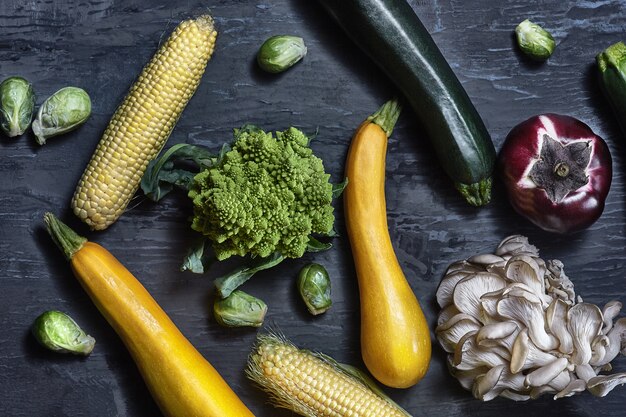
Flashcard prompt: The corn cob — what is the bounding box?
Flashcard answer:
[247,334,412,417]
[72,15,217,230]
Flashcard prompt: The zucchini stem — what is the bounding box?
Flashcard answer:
[597,41,626,73]
[368,99,402,137]
[44,212,87,261]
[456,178,492,207]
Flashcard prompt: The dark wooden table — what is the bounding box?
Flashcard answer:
[1,1,625,416]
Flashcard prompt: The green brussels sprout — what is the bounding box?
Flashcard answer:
[257,35,307,73]
[0,76,35,137]
[297,263,331,315]
[213,290,267,328]
[32,86,91,145]
[32,311,95,355]
[515,19,555,60]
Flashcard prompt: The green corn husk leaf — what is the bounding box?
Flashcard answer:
[597,41,626,137]
[246,332,413,417]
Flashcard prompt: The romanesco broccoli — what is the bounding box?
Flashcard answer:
[188,126,334,260]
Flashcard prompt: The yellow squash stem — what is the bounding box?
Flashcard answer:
[344,100,431,388]
[44,213,255,417]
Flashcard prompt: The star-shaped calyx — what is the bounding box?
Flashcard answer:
[529,134,591,203]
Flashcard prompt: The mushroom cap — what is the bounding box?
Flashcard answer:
[437,271,471,309]
[595,317,626,366]
[546,298,574,354]
[554,379,587,399]
[453,331,510,370]
[436,314,482,353]
[601,301,622,334]
[504,255,548,305]
[510,328,559,373]
[568,303,603,365]
[497,293,558,351]
[524,357,569,388]
[438,304,461,326]
[587,373,626,397]
[476,321,519,349]
[453,273,507,320]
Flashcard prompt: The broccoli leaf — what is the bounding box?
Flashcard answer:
[141,143,216,202]
[180,238,214,273]
[306,236,333,252]
[212,236,334,297]
[214,252,285,299]
[332,178,349,199]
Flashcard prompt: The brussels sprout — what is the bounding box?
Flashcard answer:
[213,290,267,328]
[515,19,555,60]
[257,35,307,73]
[31,311,95,355]
[32,86,91,145]
[0,76,35,137]
[297,263,331,315]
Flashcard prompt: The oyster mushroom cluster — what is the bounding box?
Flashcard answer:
[436,235,626,401]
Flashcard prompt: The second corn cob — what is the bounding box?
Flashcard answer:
[247,334,412,417]
[72,15,217,230]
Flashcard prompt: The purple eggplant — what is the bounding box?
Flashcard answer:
[499,114,612,233]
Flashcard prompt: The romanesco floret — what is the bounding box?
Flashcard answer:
[188,126,334,260]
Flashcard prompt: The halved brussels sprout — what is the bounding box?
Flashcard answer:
[32,86,91,145]
[0,76,35,137]
[32,310,95,355]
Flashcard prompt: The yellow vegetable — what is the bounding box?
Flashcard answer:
[247,333,411,417]
[44,213,255,417]
[344,100,431,388]
[72,15,217,230]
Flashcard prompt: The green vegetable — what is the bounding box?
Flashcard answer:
[515,19,555,60]
[597,41,626,137]
[180,238,214,273]
[142,125,342,295]
[32,86,91,145]
[213,290,267,327]
[0,76,35,137]
[297,263,332,315]
[31,310,95,355]
[142,143,216,202]
[317,0,496,206]
[213,237,333,299]
[188,125,335,260]
[257,35,307,73]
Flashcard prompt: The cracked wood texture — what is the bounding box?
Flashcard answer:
[1,0,625,416]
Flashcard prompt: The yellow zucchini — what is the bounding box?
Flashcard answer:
[344,100,431,388]
[44,213,255,417]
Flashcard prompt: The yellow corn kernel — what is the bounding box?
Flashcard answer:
[247,334,411,417]
[72,15,217,230]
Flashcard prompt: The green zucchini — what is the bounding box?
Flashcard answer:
[318,0,496,206]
